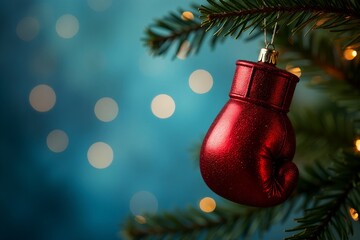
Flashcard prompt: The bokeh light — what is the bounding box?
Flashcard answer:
[47,130,69,153]
[87,0,112,12]
[134,215,146,224]
[355,139,360,152]
[29,84,56,112]
[151,94,175,119]
[181,11,194,21]
[56,14,79,39]
[94,97,119,122]
[286,65,302,78]
[344,48,357,61]
[16,17,40,41]
[130,191,158,216]
[349,207,359,221]
[189,69,213,94]
[199,197,216,213]
[176,41,190,60]
[87,142,113,169]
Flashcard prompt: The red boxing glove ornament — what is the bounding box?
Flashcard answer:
[200,47,299,207]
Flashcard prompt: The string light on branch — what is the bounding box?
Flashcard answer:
[199,197,216,213]
[343,48,357,60]
[349,207,359,221]
[181,11,194,21]
[286,64,302,78]
[355,139,360,152]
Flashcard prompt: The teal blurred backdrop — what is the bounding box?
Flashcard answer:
[0,0,297,239]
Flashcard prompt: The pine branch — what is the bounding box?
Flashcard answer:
[121,150,360,239]
[144,0,360,57]
[122,196,300,239]
[285,151,360,240]
[144,5,217,58]
[274,26,360,87]
[200,0,360,46]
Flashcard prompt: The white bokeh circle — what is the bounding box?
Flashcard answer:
[47,130,69,153]
[16,17,40,41]
[94,97,119,122]
[130,191,158,216]
[29,84,56,112]
[87,142,113,169]
[151,94,175,119]
[56,14,79,39]
[189,69,213,94]
[87,0,112,11]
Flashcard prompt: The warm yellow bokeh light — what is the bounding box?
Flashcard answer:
[151,94,175,119]
[87,142,113,169]
[344,49,357,60]
[135,215,146,224]
[29,84,56,112]
[56,14,79,39]
[349,207,359,221]
[181,11,194,21]
[286,65,302,78]
[189,69,214,94]
[355,139,360,152]
[47,130,69,153]
[199,197,216,213]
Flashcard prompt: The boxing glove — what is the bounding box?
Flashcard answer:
[200,53,299,207]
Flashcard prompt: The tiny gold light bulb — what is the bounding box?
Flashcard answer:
[344,49,357,60]
[199,197,216,213]
[286,65,302,77]
[181,11,194,21]
[355,139,360,152]
[349,207,359,221]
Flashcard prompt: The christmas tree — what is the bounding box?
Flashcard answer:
[122,1,360,239]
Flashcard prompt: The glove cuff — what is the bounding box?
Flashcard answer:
[229,60,299,112]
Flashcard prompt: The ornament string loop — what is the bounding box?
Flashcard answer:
[259,13,280,65]
[263,13,279,49]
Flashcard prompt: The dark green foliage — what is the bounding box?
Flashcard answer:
[144,1,360,58]
[122,197,299,239]
[143,5,223,58]
[121,151,360,240]
[286,151,360,240]
[200,0,360,44]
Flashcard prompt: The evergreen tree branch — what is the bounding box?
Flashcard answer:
[122,197,299,239]
[144,1,360,58]
[144,5,218,58]
[121,151,360,239]
[285,151,360,240]
[274,26,360,87]
[200,0,360,46]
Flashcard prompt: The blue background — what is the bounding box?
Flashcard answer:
[2,0,356,240]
